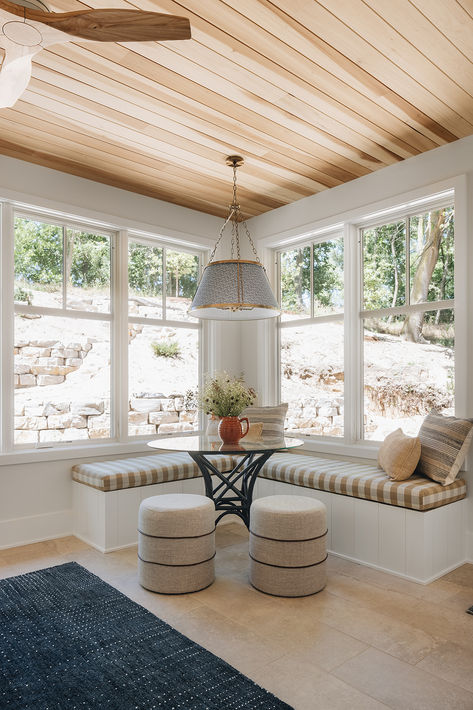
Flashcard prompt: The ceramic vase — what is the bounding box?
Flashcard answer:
[218,416,250,444]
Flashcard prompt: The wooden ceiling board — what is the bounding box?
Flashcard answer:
[0,0,472,216]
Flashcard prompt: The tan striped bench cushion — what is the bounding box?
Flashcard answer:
[72,453,234,492]
[261,453,467,511]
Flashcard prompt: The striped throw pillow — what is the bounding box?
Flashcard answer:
[242,404,288,439]
[417,412,473,486]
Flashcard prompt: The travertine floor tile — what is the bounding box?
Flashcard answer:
[248,655,389,710]
[2,526,473,710]
[417,640,473,693]
[333,647,473,709]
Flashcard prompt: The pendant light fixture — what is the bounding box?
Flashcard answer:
[189,156,280,321]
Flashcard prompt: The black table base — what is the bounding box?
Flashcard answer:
[189,451,274,528]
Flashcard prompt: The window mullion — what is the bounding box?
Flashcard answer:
[115,230,129,442]
[162,248,167,321]
[343,223,361,444]
[1,203,14,453]
[406,216,410,307]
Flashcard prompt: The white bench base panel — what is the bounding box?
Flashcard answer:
[73,477,241,553]
[253,478,467,585]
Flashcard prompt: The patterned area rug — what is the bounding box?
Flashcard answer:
[467,606,473,615]
[0,562,293,710]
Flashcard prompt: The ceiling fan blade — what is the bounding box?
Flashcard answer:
[0,42,35,108]
[0,2,191,42]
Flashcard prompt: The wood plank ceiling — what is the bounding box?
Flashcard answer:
[0,0,472,218]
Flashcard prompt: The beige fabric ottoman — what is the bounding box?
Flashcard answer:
[249,495,327,597]
[138,493,215,594]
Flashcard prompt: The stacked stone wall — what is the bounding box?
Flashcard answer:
[14,394,197,444]
[14,338,93,388]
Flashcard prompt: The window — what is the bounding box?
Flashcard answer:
[127,237,200,438]
[278,198,455,446]
[13,216,113,446]
[279,236,344,437]
[362,206,454,440]
[2,208,204,452]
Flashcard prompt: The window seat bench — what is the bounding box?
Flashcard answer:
[72,451,467,584]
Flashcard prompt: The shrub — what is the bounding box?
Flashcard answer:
[151,340,180,359]
[14,286,32,304]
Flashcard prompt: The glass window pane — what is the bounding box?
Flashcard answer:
[409,206,454,305]
[128,240,163,319]
[128,324,199,437]
[14,314,111,445]
[280,246,311,321]
[363,220,406,310]
[313,237,344,316]
[14,216,63,308]
[166,250,199,322]
[363,309,454,440]
[66,229,111,313]
[281,322,344,437]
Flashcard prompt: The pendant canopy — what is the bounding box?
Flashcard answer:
[189,156,280,321]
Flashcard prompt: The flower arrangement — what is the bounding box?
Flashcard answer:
[199,372,257,418]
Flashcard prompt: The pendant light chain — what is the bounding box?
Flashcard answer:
[208,156,261,265]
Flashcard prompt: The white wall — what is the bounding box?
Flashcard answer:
[0,156,243,549]
[246,134,473,561]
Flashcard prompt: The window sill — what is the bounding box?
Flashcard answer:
[0,439,172,467]
[287,434,380,463]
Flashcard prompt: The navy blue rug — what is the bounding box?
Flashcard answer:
[0,562,293,710]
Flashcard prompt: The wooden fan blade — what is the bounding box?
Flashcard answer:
[0,42,34,108]
[0,2,191,42]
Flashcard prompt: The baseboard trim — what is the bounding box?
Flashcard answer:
[0,509,73,550]
[328,549,467,585]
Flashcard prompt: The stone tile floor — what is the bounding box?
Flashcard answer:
[1,524,473,710]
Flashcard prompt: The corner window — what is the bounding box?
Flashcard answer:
[127,238,200,438]
[13,215,113,446]
[362,206,454,439]
[279,236,344,437]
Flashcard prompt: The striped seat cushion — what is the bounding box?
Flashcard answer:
[72,453,234,492]
[261,453,467,512]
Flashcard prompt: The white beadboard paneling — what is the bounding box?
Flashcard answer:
[182,477,205,495]
[405,509,429,581]
[379,504,406,575]
[446,499,466,567]
[301,488,332,551]
[331,495,355,557]
[354,498,379,565]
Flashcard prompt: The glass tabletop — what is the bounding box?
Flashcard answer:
[147,433,304,455]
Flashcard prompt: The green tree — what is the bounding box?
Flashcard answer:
[14,217,63,286]
[128,243,163,297]
[166,251,198,298]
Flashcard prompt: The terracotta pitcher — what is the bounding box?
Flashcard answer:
[218,416,250,445]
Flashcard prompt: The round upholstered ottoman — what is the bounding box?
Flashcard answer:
[138,494,215,594]
[249,495,327,597]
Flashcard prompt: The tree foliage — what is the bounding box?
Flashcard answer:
[280,208,454,343]
[14,219,198,301]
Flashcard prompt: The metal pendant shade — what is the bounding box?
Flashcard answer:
[189,259,280,320]
[189,156,280,321]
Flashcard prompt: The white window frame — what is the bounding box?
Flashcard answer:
[0,203,206,462]
[275,180,466,459]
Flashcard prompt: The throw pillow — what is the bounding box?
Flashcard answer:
[241,403,288,439]
[417,411,473,486]
[377,428,421,481]
[244,422,264,443]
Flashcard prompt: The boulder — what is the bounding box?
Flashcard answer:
[37,375,65,386]
[148,412,179,426]
[14,430,38,444]
[70,402,104,416]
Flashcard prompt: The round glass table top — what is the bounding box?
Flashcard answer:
[147,433,304,455]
